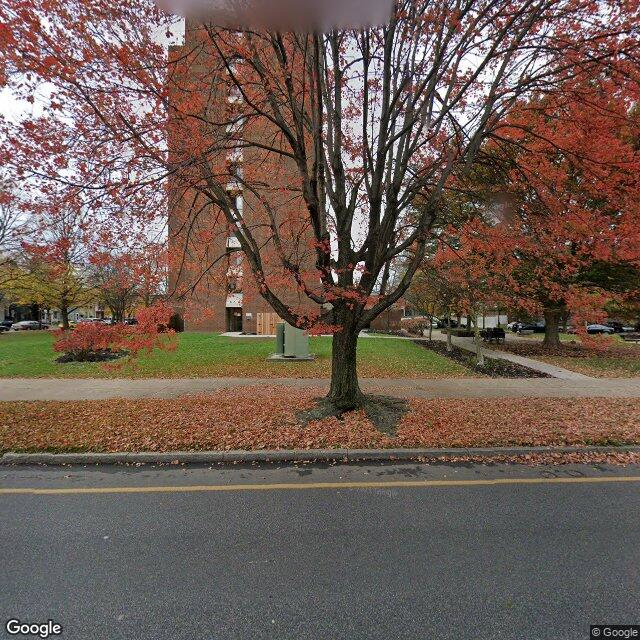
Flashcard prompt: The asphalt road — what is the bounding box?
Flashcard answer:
[1,462,639,640]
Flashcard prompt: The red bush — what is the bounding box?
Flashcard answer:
[54,302,176,363]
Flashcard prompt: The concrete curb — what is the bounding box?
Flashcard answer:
[2,445,640,465]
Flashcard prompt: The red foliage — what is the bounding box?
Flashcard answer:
[429,71,640,332]
[53,302,176,362]
[53,323,118,361]
[2,389,640,457]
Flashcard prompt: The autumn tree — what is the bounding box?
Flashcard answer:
[448,74,640,349]
[0,180,27,293]
[2,0,639,408]
[5,187,99,329]
[92,242,167,321]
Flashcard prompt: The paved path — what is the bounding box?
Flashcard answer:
[367,331,593,380]
[2,462,639,640]
[431,332,593,379]
[1,376,639,401]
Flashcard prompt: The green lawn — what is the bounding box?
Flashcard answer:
[511,332,577,343]
[0,331,474,379]
[495,332,640,377]
[539,354,640,378]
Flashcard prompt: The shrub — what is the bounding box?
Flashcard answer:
[447,328,476,337]
[53,323,122,362]
[402,318,432,335]
[54,302,177,363]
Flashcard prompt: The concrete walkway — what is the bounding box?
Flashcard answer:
[367,331,593,380]
[430,333,593,380]
[1,376,639,401]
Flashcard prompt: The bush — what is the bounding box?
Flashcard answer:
[447,328,475,337]
[54,302,177,363]
[402,318,432,336]
[53,323,123,362]
[168,313,185,333]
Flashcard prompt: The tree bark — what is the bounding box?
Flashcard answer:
[473,315,485,366]
[542,307,562,349]
[328,326,364,410]
[446,311,453,352]
[60,305,70,331]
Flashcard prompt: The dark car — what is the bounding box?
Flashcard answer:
[436,318,458,329]
[0,319,13,329]
[606,321,625,333]
[518,322,546,334]
[586,324,615,335]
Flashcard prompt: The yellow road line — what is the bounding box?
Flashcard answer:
[1,476,640,496]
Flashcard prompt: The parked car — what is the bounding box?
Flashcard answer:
[518,322,546,334]
[0,319,13,329]
[57,321,77,329]
[0,324,10,333]
[11,320,49,331]
[605,321,625,333]
[586,323,615,335]
[436,318,458,329]
[507,321,521,332]
[123,318,138,326]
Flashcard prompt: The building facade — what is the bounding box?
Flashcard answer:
[167,24,321,334]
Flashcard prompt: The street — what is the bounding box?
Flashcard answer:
[1,462,639,640]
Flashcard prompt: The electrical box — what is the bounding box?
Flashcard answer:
[284,323,310,358]
[275,322,285,355]
[268,321,313,361]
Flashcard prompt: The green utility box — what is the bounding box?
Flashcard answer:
[268,322,314,361]
[284,323,310,358]
[275,322,285,355]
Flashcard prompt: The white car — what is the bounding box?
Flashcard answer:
[11,320,47,331]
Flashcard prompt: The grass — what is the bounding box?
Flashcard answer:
[490,334,640,378]
[537,355,640,378]
[512,332,577,343]
[0,331,474,379]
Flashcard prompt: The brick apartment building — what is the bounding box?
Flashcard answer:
[167,23,321,334]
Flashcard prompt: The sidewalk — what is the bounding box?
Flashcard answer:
[367,331,592,380]
[1,376,639,401]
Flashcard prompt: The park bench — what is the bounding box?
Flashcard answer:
[622,333,640,343]
[480,327,506,344]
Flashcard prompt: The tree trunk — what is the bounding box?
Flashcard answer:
[60,305,70,331]
[473,316,485,366]
[542,308,562,349]
[446,311,453,352]
[328,327,364,410]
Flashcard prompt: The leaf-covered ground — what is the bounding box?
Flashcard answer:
[489,340,640,378]
[2,388,639,457]
[0,331,476,379]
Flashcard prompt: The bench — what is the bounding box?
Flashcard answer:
[622,333,640,343]
[480,328,506,344]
